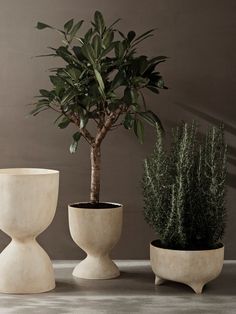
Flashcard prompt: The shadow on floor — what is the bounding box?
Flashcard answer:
[52,264,236,296]
[53,281,79,293]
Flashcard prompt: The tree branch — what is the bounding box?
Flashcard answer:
[110,122,123,130]
[49,102,95,145]
[95,107,122,146]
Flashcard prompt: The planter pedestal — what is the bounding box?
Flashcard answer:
[0,168,59,294]
[73,254,120,279]
[68,203,123,279]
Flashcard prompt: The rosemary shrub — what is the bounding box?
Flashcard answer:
[142,121,227,250]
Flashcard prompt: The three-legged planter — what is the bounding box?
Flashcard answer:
[0,168,59,294]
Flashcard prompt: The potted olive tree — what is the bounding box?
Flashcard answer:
[32,11,167,279]
[142,121,227,293]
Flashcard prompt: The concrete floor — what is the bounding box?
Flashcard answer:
[0,261,235,314]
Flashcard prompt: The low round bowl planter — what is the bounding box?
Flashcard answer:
[150,240,224,294]
[68,202,123,279]
[0,168,59,294]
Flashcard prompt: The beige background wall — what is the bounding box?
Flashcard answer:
[0,0,235,259]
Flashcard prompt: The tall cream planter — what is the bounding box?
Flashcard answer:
[150,241,224,294]
[0,168,59,294]
[68,203,123,279]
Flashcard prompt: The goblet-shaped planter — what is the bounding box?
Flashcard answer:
[0,168,59,294]
[68,202,123,279]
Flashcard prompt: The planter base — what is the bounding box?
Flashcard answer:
[0,239,55,294]
[155,275,165,286]
[150,241,224,294]
[73,255,120,279]
[154,275,203,293]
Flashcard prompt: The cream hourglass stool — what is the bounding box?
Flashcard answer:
[0,168,59,294]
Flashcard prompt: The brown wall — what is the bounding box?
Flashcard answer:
[0,0,235,259]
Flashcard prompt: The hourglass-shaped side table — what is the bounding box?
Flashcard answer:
[0,168,59,294]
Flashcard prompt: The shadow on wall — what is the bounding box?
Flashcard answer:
[175,102,236,189]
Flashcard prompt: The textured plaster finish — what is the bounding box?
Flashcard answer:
[68,204,123,279]
[150,243,224,294]
[0,168,59,293]
[0,261,235,313]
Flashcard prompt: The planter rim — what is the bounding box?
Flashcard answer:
[69,202,123,209]
[0,168,59,176]
[150,240,224,252]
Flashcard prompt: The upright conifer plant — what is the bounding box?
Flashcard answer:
[32,11,167,279]
[142,121,227,293]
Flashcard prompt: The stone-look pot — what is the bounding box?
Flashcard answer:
[0,168,59,294]
[68,203,123,279]
[150,240,224,294]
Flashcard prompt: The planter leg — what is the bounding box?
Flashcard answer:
[0,238,55,294]
[155,275,165,285]
[73,254,120,280]
[189,282,204,294]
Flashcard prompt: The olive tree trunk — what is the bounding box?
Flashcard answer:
[90,145,101,204]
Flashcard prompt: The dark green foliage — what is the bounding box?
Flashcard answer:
[32,11,167,150]
[142,121,227,250]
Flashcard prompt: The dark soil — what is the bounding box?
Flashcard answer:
[151,239,223,251]
[70,202,121,209]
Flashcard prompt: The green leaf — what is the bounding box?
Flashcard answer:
[61,89,77,105]
[134,29,155,42]
[55,46,78,65]
[138,111,163,130]
[101,41,116,57]
[36,22,52,30]
[84,28,94,42]
[102,30,114,48]
[49,75,64,87]
[94,11,105,34]
[137,56,148,75]
[108,18,121,30]
[30,107,49,116]
[35,53,57,58]
[65,66,81,80]
[70,132,81,153]
[123,112,134,129]
[30,102,49,116]
[92,35,101,57]
[134,119,144,144]
[58,117,70,129]
[108,101,120,111]
[133,76,149,87]
[149,56,167,63]
[39,89,51,97]
[79,112,88,129]
[123,87,138,104]
[127,31,136,42]
[81,44,96,64]
[146,86,159,94]
[94,69,105,91]
[130,89,139,103]
[64,19,74,33]
[69,141,78,153]
[157,78,165,88]
[110,70,125,90]
[115,42,125,59]
[73,131,81,141]
[118,31,126,39]
[69,20,84,39]
[36,98,50,105]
